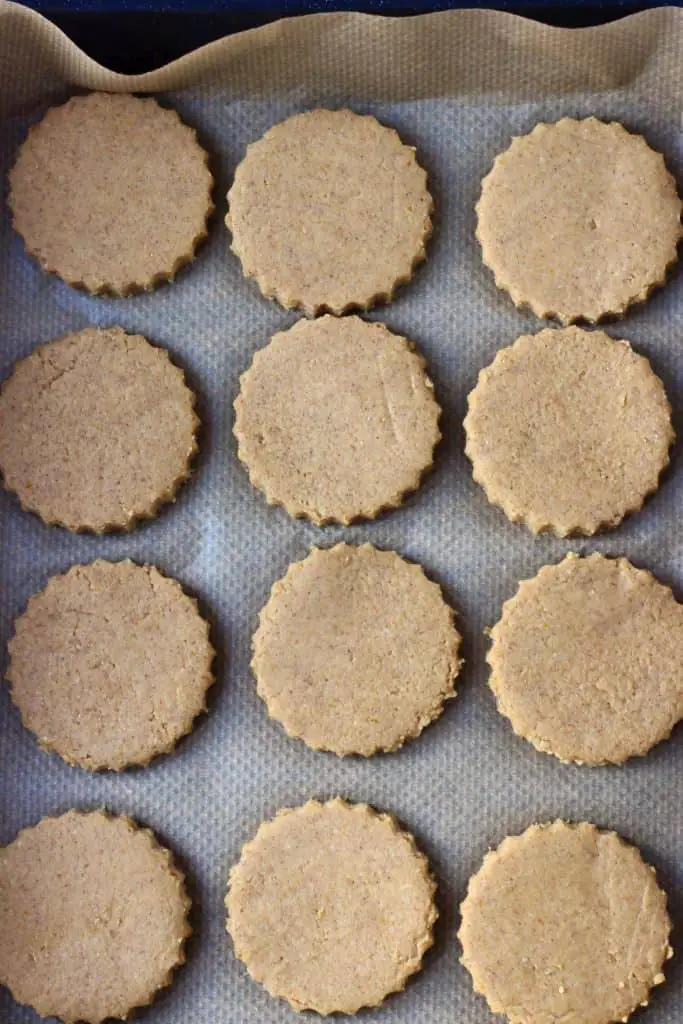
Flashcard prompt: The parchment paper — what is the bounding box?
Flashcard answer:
[0,3,681,1022]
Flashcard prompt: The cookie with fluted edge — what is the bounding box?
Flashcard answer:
[0,326,198,532]
[234,316,441,524]
[227,109,432,314]
[0,808,191,1024]
[464,326,674,536]
[8,559,214,771]
[487,553,683,765]
[476,117,682,323]
[226,798,437,1015]
[9,92,213,294]
[252,543,461,756]
[459,820,672,1024]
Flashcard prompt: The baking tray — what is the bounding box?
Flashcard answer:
[0,3,682,1023]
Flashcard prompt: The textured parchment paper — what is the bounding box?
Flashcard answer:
[0,3,681,1021]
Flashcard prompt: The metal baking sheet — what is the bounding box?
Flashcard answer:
[0,4,681,1021]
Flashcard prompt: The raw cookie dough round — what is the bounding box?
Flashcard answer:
[249,544,458,753]
[252,543,461,756]
[234,315,441,524]
[459,820,672,1024]
[226,798,437,1015]
[464,327,674,536]
[227,109,432,314]
[476,117,682,323]
[0,809,191,1024]
[8,559,214,770]
[0,326,198,532]
[9,92,214,294]
[488,553,683,765]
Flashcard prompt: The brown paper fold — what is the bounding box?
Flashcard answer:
[1,1,683,115]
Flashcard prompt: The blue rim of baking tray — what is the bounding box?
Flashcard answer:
[15,0,683,74]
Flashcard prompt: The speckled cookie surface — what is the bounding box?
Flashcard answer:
[226,798,437,1015]
[227,109,432,314]
[476,118,682,323]
[0,809,191,1024]
[234,315,441,524]
[488,553,683,765]
[0,326,198,532]
[9,91,213,294]
[459,820,672,1024]
[464,327,673,536]
[252,543,461,756]
[7,560,214,771]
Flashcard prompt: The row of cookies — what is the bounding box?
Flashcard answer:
[10,95,432,307]
[9,95,682,324]
[6,544,683,770]
[0,317,674,538]
[236,317,676,536]
[0,801,672,1024]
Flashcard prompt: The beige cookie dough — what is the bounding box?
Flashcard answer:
[234,316,441,524]
[8,559,214,771]
[464,327,674,536]
[488,553,683,765]
[0,809,191,1023]
[227,109,432,314]
[0,326,198,532]
[459,820,672,1024]
[252,543,461,756]
[226,798,437,1015]
[476,118,682,323]
[9,92,213,294]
